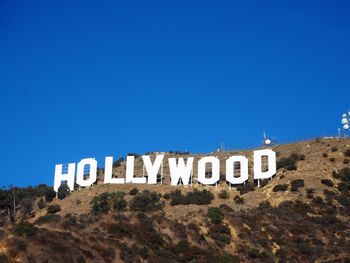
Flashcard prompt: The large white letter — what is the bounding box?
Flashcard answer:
[198,156,220,185]
[104,156,125,184]
[76,158,97,187]
[169,157,194,186]
[126,155,146,184]
[54,163,75,192]
[226,156,248,185]
[143,155,164,184]
[254,149,276,180]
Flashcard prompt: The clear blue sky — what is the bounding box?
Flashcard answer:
[0,1,349,187]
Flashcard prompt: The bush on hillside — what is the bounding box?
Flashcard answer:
[15,221,37,237]
[168,189,214,206]
[34,214,60,225]
[331,146,338,152]
[209,224,231,247]
[91,191,127,214]
[130,190,163,212]
[187,189,214,205]
[47,204,61,214]
[220,253,240,263]
[277,153,305,171]
[218,190,229,199]
[129,188,139,195]
[233,195,244,204]
[291,179,304,191]
[110,191,127,211]
[57,184,70,200]
[91,192,111,214]
[236,181,255,195]
[344,149,350,157]
[207,207,224,224]
[273,184,288,192]
[321,179,334,187]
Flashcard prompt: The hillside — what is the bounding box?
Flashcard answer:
[1,137,350,262]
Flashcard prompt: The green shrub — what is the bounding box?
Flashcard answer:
[173,240,189,254]
[90,192,111,214]
[331,146,338,152]
[291,179,304,191]
[0,254,8,263]
[277,153,305,171]
[248,248,260,258]
[129,188,139,195]
[332,168,350,182]
[321,179,334,187]
[218,190,229,199]
[273,184,288,192]
[130,190,164,212]
[110,191,127,211]
[47,204,60,214]
[107,223,131,238]
[236,182,255,195]
[90,191,127,214]
[343,159,349,164]
[57,184,70,200]
[207,207,224,224]
[220,253,240,263]
[168,189,187,206]
[34,214,60,225]
[335,194,350,207]
[186,189,214,205]
[44,188,56,202]
[15,221,37,237]
[160,189,214,206]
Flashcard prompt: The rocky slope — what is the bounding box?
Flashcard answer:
[0,137,350,262]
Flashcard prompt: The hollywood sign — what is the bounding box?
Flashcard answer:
[53,149,276,192]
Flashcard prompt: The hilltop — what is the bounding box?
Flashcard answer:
[0,137,350,262]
